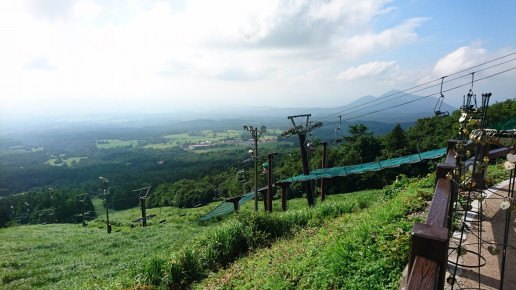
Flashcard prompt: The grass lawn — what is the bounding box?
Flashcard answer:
[96,140,141,149]
[0,189,379,289]
[0,203,217,289]
[45,157,87,167]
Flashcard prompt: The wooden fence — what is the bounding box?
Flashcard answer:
[404,140,511,289]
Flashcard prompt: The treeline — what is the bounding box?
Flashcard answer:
[0,99,513,227]
[147,98,515,209]
[0,189,96,227]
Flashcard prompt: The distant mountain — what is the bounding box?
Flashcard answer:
[0,90,456,135]
[311,90,456,123]
[192,90,457,124]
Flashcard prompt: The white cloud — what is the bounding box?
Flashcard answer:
[73,0,102,20]
[24,56,57,70]
[432,43,487,76]
[340,17,428,58]
[336,61,398,80]
[5,0,513,118]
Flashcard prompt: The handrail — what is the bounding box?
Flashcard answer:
[403,140,511,290]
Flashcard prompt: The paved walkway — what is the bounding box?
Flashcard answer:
[447,179,516,290]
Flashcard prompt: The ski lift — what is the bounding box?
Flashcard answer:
[434,77,449,117]
[306,135,317,155]
[461,72,478,113]
[192,194,202,208]
[236,169,246,182]
[261,162,268,175]
[334,115,343,143]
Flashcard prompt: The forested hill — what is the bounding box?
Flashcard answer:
[0,98,514,227]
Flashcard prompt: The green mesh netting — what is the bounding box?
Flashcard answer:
[198,147,446,220]
[198,187,265,221]
[281,147,446,183]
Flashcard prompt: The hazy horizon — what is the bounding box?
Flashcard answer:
[1,0,515,123]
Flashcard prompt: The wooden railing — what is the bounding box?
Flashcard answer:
[403,140,511,289]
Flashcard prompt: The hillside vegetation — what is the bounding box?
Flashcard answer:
[0,99,514,288]
[1,163,510,289]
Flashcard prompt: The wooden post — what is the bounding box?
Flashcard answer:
[254,128,259,211]
[100,177,111,234]
[267,153,277,212]
[280,183,287,211]
[140,198,147,227]
[407,178,451,289]
[81,199,85,226]
[225,196,243,212]
[321,142,327,202]
[298,133,314,206]
[262,189,267,211]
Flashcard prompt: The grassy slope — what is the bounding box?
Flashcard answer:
[196,176,435,289]
[0,189,379,289]
[195,161,511,289]
[0,162,508,289]
[0,204,215,289]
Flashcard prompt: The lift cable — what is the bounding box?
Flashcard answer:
[318,66,516,126]
[315,53,516,123]
[338,66,516,123]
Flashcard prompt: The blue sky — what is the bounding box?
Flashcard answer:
[0,0,515,119]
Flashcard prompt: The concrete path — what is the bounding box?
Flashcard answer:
[447,179,516,290]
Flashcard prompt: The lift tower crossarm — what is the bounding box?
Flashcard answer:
[282,114,322,206]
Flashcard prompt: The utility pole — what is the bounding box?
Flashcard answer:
[24,202,31,224]
[49,188,57,223]
[281,114,322,207]
[267,152,278,212]
[243,124,266,211]
[99,177,111,234]
[133,186,151,227]
[320,142,327,202]
[77,193,89,226]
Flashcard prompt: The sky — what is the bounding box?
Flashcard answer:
[0,0,515,120]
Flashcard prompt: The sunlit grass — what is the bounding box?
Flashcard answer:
[45,157,87,167]
[0,203,217,289]
[96,139,140,149]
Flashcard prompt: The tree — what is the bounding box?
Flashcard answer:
[343,124,374,143]
[381,124,408,158]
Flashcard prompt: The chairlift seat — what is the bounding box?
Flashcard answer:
[434,111,449,117]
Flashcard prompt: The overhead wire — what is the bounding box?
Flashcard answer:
[315,51,516,124]
[318,64,516,126]
[340,66,516,122]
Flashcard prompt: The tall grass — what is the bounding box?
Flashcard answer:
[135,190,381,288]
[196,174,435,289]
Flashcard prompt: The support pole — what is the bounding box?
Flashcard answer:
[280,183,287,211]
[140,198,147,227]
[262,189,267,211]
[243,125,265,212]
[282,114,320,207]
[321,142,327,202]
[298,133,314,206]
[254,129,259,211]
[81,199,85,226]
[100,177,111,234]
[49,188,57,223]
[267,152,278,212]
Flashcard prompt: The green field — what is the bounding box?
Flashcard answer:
[45,157,87,167]
[0,201,218,289]
[1,168,509,289]
[96,139,141,149]
[0,188,381,289]
[95,130,280,151]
